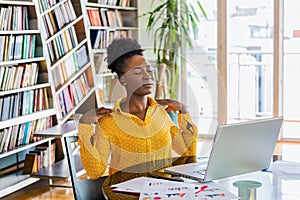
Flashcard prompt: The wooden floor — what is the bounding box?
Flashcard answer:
[1,178,75,200]
[2,141,300,200]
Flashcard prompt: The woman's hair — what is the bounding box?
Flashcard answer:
[106,38,144,76]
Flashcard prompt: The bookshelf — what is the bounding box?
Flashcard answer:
[36,0,97,124]
[82,0,138,106]
[17,0,98,185]
[0,0,56,197]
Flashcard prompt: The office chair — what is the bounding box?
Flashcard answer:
[64,135,106,200]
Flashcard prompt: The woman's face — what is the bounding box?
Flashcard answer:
[120,55,154,96]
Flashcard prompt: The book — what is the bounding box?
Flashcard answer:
[11,93,20,118]
[69,83,79,105]
[58,92,66,117]
[29,35,36,58]
[62,87,73,114]
[87,8,102,26]
[0,67,8,91]
[6,67,16,90]
[63,55,76,79]
[100,8,109,26]
[13,66,24,89]
[2,127,12,152]
[17,123,26,146]
[48,12,58,35]
[13,35,23,60]
[43,14,54,37]
[23,153,38,174]
[29,149,43,171]
[22,121,32,145]
[60,3,71,24]
[37,88,44,111]
[22,63,31,87]
[53,6,65,29]
[0,131,4,153]
[8,124,19,150]
[0,129,6,152]
[43,88,49,110]
[65,1,77,20]
[35,146,49,168]
[3,36,10,61]
[7,35,16,61]
[75,45,89,69]
[0,36,5,62]
[0,98,3,119]
[22,35,30,59]
[52,66,65,88]
[1,95,11,121]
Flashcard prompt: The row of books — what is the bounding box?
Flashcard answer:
[0,63,39,91]
[0,5,29,31]
[52,45,89,89]
[0,116,53,153]
[0,88,50,121]
[91,29,128,49]
[47,26,78,62]
[0,34,37,62]
[38,0,64,13]
[59,73,90,117]
[42,1,76,38]
[23,141,56,174]
[97,0,131,7]
[86,8,123,27]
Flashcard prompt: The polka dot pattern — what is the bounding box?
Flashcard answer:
[78,97,198,179]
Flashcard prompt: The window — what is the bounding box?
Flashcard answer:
[227,0,274,122]
[184,0,300,141]
[283,0,300,139]
[185,0,218,135]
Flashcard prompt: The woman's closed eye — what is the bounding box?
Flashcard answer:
[132,65,154,75]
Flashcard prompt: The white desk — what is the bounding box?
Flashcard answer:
[102,159,300,199]
[215,170,300,200]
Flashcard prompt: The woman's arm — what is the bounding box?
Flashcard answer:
[78,108,112,179]
[156,99,198,159]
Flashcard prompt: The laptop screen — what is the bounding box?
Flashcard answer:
[204,117,283,181]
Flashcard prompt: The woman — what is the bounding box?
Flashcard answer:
[78,38,198,180]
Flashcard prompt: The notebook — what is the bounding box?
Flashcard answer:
[165,117,283,182]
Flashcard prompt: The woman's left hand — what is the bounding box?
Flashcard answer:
[156,99,187,114]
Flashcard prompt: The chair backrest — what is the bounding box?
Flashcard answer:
[64,135,106,200]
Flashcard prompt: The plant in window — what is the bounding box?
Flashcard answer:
[144,0,206,99]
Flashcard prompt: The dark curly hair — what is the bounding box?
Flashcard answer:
[106,38,144,76]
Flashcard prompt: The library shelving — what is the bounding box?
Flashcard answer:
[0,0,56,197]
[23,0,98,185]
[36,0,97,124]
[82,0,138,106]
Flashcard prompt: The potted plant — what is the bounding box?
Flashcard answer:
[144,0,206,100]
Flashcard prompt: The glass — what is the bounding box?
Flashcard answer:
[227,0,274,123]
[283,0,300,139]
[185,0,218,136]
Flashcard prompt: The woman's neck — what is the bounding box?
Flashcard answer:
[121,95,149,120]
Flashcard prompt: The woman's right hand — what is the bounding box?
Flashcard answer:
[79,107,112,124]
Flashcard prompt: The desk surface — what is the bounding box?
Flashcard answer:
[215,170,300,200]
[102,159,300,200]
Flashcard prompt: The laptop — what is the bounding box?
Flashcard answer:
[165,117,283,182]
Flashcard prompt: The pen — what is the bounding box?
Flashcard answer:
[148,174,184,182]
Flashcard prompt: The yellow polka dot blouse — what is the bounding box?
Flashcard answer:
[78,97,198,179]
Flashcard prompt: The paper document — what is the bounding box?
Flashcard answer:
[112,177,239,199]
